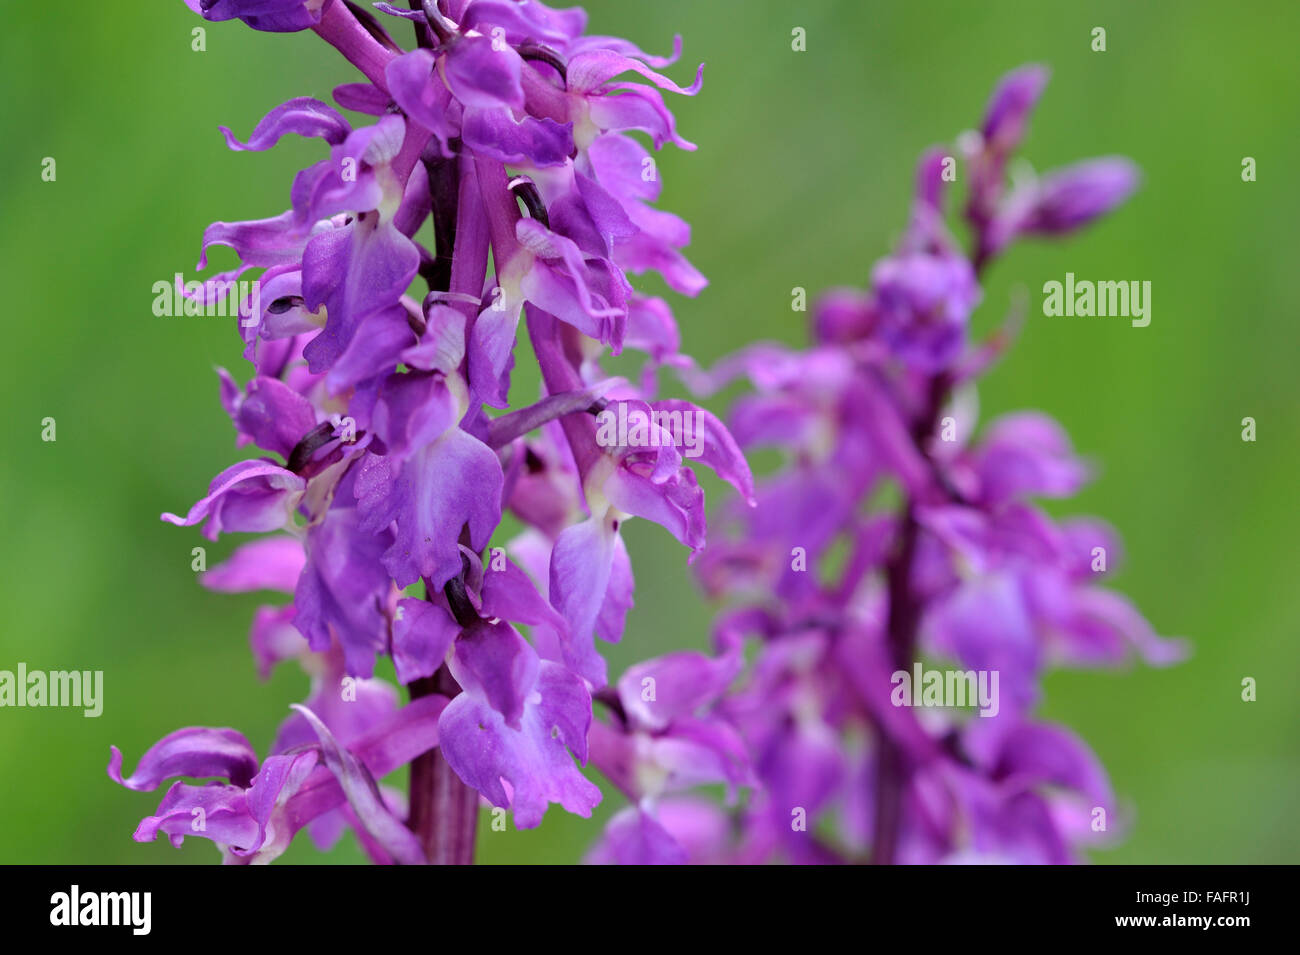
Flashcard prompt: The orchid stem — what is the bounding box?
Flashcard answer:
[407,668,478,865]
[312,0,396,92]
[870,373,952,865]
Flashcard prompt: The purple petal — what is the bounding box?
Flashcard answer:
[1067,589,1189,666]
[973,412,1089,505]
[385,50,454,156]
[459,1,582,48]
[403,304,468,375]
[652,399,753,503]
[568,50,703,96]
[966,719,1113,807]
[382,428,504,589]
[548,516,617,685]
[437,661,599,828]
[132,781,259,850]
[301,215,420,374]
[348,692,449,776]
[218,96,351,151]
[392,598,459,684]
[1016,157,1140,235]
[291,704,427,865]
[603,463,706,552]
[594,533,634,644]
[372,370,457,456]
[234,375,319,459]
[200,536,305,593]
[871,252,981,372]
[517,218,630,344]
[193,0,325,32]
[161,459,306,541]
[813,287,876,344]
[325,303,418,394]
[449,619,539,728]
[334,82,392,115]
[249,604,308,679]
[617,648,742,731]
[233,749,321,857]
[649,717,751,794]
[198,210,308,270]
[461,107,575,167]
[587,807,687,865]
[444,34,525,110]
[587,85,696,150]
[587,133,660,202]
[293,508,395,678]
[480,553,569,637]
[926,572,1040,714]
[108,727,259,792]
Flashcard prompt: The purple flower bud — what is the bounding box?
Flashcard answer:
[980,64,1049,154]
[812,287,875,344]
[871,252,981,372]
[1015,156,1141,235]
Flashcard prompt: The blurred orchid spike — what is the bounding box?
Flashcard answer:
[664,64,1184,866]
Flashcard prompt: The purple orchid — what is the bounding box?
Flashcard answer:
[657,64,1184,864]
[113,0,751,864]
[584,638,752,864]
[114,12,1174,868]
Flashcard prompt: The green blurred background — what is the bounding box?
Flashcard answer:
[1,0,1296,864]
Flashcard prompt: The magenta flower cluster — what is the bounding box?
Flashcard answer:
[111,2,1181,866]
[110,0,752,864]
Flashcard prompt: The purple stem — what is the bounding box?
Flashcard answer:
[312,0,397,92]
[869,374,948,865]
[451,154,490,308]
[870,241,993,863]
[398,104,484,866]
[407,667,478,865]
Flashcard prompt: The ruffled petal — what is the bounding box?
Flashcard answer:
[437,661,599,828]
[382,428,504,589]
[218,96,351,152]
[161,459,306,541]
[449,619,539,729]
[392,598,459,684]
[108,727,259,792]
[444,34,525,110]
[462,107,574,167]
[293,508,395,678]
[233,375,319,459]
